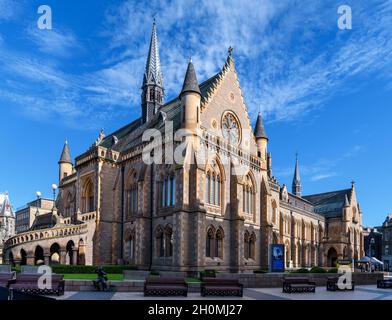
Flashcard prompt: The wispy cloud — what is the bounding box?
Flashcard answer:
[27,27,81,58]
[0,0,20,21]
[0,0,392,128]
[274,145,366,183]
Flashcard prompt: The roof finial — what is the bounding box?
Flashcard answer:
[351,180,355,188]
[228,46,233,58]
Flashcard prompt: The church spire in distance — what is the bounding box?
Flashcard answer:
[292,154,301,197]
[141,19,164,123]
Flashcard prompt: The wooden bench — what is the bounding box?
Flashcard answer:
[201,278,243,297]
[326,276,355,291]
[377,279,392,289]
[0,273,15,289]
[282,277,316,293]
[144,277,188,297]
[9,274,65,296]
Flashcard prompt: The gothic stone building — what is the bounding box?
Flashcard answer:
[3,22,364,271]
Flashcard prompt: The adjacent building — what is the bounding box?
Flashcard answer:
[2,22,365,270]
[15,198,55,234]
[381,214,392,271]
[363,226,383,261]
[0,193,15,264]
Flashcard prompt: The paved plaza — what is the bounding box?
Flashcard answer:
[54,285,392,300]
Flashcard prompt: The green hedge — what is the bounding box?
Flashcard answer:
[200,269,217,278]
[50,265,138,274]
[310,267,327,273]
[295,268,310,273]
[327,268,338,273]
[253,268,269,274]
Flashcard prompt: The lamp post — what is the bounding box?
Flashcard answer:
[51,184,58,213]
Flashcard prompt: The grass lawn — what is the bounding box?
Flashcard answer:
[62,274,124,281]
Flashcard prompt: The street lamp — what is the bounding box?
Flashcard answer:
[51,184,58,212]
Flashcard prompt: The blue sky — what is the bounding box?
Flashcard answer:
[0,0,391,226]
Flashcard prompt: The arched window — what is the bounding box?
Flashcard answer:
[161,175,176,208]
[127,172,138,217]
[155,227,164,257]
[64,192,72,217]
[215,228,224,259]
[164,225,173,257]
[206,227,215,258]
[205,164,222,207]
[82,179,94,213]
[243,174,255,215]
[271,200,277,224]
[149,88,155,101]
[249,233,256,259]
[129,233,135,260]
[244,232,250,259]
[205,173,211,204]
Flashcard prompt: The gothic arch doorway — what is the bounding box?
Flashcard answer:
[327,247,338,267]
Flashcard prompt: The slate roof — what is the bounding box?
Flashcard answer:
[30,213,57,231]
[180,60,201,96]
[59,141,72,164]
[97,69,223,154]
[254,112,267,139]
[142,21,163,88]
[303,189,352,218]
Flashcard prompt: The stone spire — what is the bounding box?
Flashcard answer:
[141,20,164,123]
[292,154,301,197]
[143,20,163,88]
[180,58,201,97]
[254,112,267,139]
[59,140,72,164]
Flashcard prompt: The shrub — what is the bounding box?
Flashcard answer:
[295,268,310,273]
[200,269,217,279]
[50,265,137,274]
[150,270,160,276]
[253,268,269,274]
[310,267,327,273]
[328,268,338,273]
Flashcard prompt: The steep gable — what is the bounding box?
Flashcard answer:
[200,54,258,156]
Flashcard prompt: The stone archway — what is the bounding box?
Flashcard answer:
[66,240,75,265]
[49,243,61,265]
[20,249,27,265]
[327,247,338,267]
[34,246,45,265]
[8,251,14,266]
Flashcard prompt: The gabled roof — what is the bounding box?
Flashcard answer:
[0,193,13,217]
[303,189,352,218]
[30,212,57,231]
[97,68,224,153]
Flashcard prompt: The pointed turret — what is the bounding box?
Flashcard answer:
[292,154,301,197]
[181,59,201,131]
[180,59,201,97]
[254,112,267,139]
[254,112,268,169]
[344,194,350,207]
[58,141,73,183]
[141,20,164,123]
[59,140,72,164]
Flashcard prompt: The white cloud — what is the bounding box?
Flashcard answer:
[1,0,392,129]
[0,0,20,21]
[27,27,81,58]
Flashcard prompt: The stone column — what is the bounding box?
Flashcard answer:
[60,249,67,265]
[26,255,35,265]
[44,255,50,265]
[72,249,78,265]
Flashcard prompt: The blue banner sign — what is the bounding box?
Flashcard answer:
[270,244,285,272]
